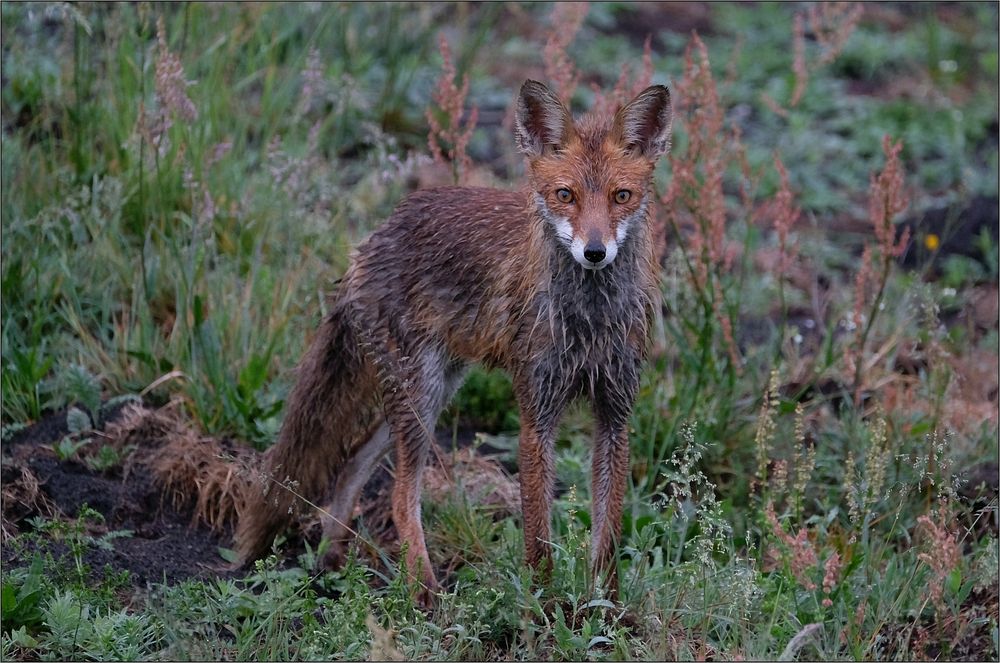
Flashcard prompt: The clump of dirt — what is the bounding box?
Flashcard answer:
[878,586,1000,661]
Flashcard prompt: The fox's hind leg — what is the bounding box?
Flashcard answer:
[316,352,463,579]
[385,351,466,607]
[320,420,391,568]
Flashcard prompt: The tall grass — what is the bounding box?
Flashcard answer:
[1,3,456,442]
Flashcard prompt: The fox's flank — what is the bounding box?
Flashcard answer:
[236,79,672,606]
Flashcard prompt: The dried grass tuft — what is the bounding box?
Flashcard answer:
[424,447,521,518]
[1,461,59,542]
[104,401,256,532]
[353,445,522,570]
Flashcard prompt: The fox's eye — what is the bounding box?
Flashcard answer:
[555,188,574,204]
[614,190,631,204]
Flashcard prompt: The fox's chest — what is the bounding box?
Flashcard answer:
[532,271,648,373]
[506,280,646,411]
[549,294,642,353]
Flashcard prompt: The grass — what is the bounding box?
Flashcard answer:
[2,2,998,660]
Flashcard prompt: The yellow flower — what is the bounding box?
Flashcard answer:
[924,233,940,251]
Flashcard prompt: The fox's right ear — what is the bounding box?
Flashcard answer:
[514,80,575,157]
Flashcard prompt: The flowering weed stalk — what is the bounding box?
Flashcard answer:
[763,2,863,113]
[659,31,746,396]
[542,2,589,106]
[849,136,911,405]
[590,35,653,117]
[426,34,478,185]
[916,510,962,617]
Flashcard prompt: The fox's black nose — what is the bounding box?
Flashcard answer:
[584,243,606,264]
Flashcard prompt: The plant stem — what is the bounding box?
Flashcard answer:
[138,18,151,306]
[852,253,892,407]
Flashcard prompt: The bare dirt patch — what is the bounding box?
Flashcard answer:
[1,405,239,586]
[1,403,518,591]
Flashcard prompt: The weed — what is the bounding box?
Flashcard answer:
[1,555,46,634]
[83,444,133,474]
[425,34,478,185]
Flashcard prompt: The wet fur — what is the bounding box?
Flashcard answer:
[236,81,671,600]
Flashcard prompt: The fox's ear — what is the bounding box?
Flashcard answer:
[613,85,672,161]
[514,80,576,157]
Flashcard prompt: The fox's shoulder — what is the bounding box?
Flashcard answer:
[354,185,536,294]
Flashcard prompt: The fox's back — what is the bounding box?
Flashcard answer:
[353,186,526,285]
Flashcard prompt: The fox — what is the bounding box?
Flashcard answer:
[236,79,672,605]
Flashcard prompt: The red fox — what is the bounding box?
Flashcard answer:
[236,80,672,604]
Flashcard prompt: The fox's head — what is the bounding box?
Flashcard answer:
[514,80,672,270]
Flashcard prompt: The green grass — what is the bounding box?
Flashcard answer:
[2,2,998,661]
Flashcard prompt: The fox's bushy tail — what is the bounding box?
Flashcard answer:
[235,302,376,564]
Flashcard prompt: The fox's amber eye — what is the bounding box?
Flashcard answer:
[614,190,631,204]
[556,188,574,204]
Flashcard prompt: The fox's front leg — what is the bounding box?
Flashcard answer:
[518,419,558,574]
[589,423,630,593]
[590,360,641,595]
[515,371,569,578]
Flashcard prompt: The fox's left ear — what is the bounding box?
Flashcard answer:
[613,85,672,161]
[514,80,576,158]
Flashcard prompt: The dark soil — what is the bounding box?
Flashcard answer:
[1,407,235,586]
[598,2,716,50]
[900,194,1000,277]
[1,406,517,591]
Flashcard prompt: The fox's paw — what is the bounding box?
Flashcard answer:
[414,581,438,612]
[320,540,350,571]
